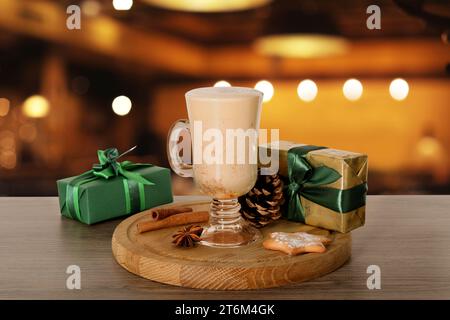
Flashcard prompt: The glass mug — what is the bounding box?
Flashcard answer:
[167,87,263,247]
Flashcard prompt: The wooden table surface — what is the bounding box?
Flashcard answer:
[0,195,449,300]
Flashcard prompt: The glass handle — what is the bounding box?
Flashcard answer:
[167,119,193,178]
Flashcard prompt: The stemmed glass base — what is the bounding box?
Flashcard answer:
[200,198,261,248]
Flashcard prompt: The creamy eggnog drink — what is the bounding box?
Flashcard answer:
[167,87,263,247]
[187,87,261,199]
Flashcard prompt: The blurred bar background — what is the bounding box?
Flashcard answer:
[0,0,449,196]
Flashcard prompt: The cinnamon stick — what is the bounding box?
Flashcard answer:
[137,211,209,233]
[149,207,193,221]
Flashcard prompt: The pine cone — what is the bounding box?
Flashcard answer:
[172,225,203,247]
[239,173,285,228]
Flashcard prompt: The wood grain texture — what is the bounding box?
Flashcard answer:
[112,201,351,290]
[0,196,450,299]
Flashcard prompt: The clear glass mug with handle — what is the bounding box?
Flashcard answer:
[167,87,263,248]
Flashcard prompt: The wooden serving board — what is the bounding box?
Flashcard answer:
[112,200,351,290]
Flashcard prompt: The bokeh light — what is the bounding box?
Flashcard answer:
[113,0,133,10]
[255,35,349,59]
[0,131,15,150]
[112,95,132,116]
[343,79,363,101]
[213,80,231,88]
[81,0,101,16]
[22,95,50,118]
[297,79,318,102]
[389,78,409,101]
[254,80,274,103]
[141,0,270,12]
[0,98,10,117]
[19,124,38,143]
[0,150,16,169]
[416,136,441,158]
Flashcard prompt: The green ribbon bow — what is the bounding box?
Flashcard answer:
[286,146,367,222]
[65,148,154,222]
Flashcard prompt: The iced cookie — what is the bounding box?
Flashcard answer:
[263,231,332,256]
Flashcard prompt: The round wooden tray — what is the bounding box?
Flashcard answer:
[112,200,351,290]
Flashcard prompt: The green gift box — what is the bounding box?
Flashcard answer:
[57,148,173,224]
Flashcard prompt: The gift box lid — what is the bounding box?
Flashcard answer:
[259,140,368,188]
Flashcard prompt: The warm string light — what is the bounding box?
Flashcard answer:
[254,80,274,102]
[209,78,407,102]
[112,95,132,116]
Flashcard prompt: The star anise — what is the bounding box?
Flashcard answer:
[172,225,203,248]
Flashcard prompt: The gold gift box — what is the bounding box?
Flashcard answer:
[259,141,368,233]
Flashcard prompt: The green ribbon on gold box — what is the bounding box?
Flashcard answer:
[57,147,173,224]
[259,141,368,233]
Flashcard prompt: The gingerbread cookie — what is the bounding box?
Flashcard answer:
[263,232,332,256]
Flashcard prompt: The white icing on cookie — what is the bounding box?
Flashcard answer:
[270,232,325,249]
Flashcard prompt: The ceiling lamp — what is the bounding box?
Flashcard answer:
[254,6,349,58]
[141,0,271,12]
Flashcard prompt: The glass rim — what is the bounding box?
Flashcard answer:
[185,86,263,100]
